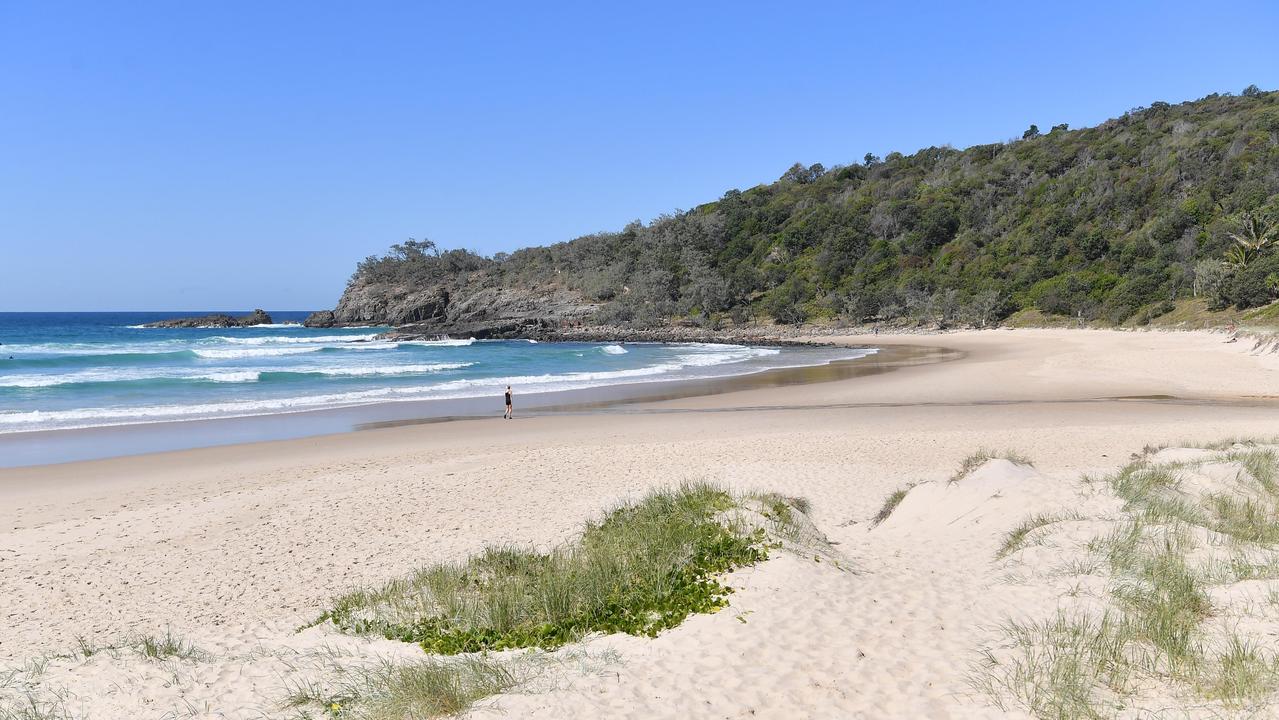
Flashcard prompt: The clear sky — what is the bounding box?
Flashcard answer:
[2,1,1276,311]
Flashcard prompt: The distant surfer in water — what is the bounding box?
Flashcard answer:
[504,385,513,419]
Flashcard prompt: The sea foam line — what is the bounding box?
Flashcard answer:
[211,333,383,345]
[0,362,476,389]
[0,345,795,431]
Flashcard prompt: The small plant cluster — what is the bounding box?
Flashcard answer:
[871,486,911,527]
[317,483,773,655]
[978,445,1279,718]
[995,512,1081,558]
[284,657,517,720]
[871,449,1035,528]
[950,448,1034,483]
[0,630,208,720]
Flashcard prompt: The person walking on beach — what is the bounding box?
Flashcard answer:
[504,385,513,419]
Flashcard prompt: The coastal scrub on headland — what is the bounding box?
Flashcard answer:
[312,88,1279,337]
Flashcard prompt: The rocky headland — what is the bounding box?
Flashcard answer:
[304,271,598,338]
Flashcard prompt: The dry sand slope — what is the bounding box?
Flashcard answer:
[3,328,1279,718]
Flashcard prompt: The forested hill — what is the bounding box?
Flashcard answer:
[319,87,1279,334]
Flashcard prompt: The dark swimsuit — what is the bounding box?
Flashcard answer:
[505,392,512,406]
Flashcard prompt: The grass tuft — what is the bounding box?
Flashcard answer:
[951,448,1034,483]
[871,485,912,527]
[0,696,68,720]
[1110,549,1210,668]
[978,443,1279,717]
[1198,635,1279,704]
[972,611,1136,720]
[133,629,206,662]
[997,512,1079,559]
[284,656,517,720]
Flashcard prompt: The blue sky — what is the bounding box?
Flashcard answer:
[1,1,1276,311]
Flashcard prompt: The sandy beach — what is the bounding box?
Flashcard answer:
[5,328,1279,718]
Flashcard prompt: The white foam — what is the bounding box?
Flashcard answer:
[192,347,321,359]
[0,374,105,388]
[600,344,628,355]
[212,333,382,345]
[335,342,401,351]
[0,361,478,389]
[125,322,301,329]
[675,346,779,367]
[198,371,261,383]
[398,337,475,347]
[306,363,472,377]
[2,341,187,355]
[0,368,263,388]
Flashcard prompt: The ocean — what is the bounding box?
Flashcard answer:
[0,312,874,435]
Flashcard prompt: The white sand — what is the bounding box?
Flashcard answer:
[3,328,1279,718]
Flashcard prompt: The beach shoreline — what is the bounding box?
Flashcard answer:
[0,340,929,468]
[5,322,1272,470]
[5,326,1279,717]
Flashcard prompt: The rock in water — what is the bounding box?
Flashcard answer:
[239,309,273,326]
[142,309,274,328]
[303,310,336,328]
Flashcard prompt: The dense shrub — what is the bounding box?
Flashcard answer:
[1227,255,1279,308]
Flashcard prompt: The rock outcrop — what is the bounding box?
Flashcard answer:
[143,309,274,328]
[302,310,337,328]
[328,276,597,337]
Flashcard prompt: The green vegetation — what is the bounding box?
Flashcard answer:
[284,657,518,720]
[1197,635,1279,702]
[871,485,911,527]
[973,611,1136,720]
[318,484,776,654]
[134,630,205,662]
[350,87,1279,328]
[978,444,1279,717]
[0,695,67,720]
[997,513,1079,559]
[950,448,1034,482]
[1110,450,1279,545]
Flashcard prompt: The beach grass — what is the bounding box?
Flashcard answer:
[317,482,774,654]
[996,512,1080,559]
[1196,635,1279,703]
[0,669,68,720]
[284,656,518,720]
[976,441,1279,717]
[973,611,1137,720]
[871,486,911,527]
[1110,548,1210,669]
[134,629,205,662]
[0,695,68,720]
[950,448,1034,483]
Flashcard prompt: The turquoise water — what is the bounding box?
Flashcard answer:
[0,312,872,434]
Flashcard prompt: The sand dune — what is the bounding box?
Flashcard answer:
[4,328,1279,718]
